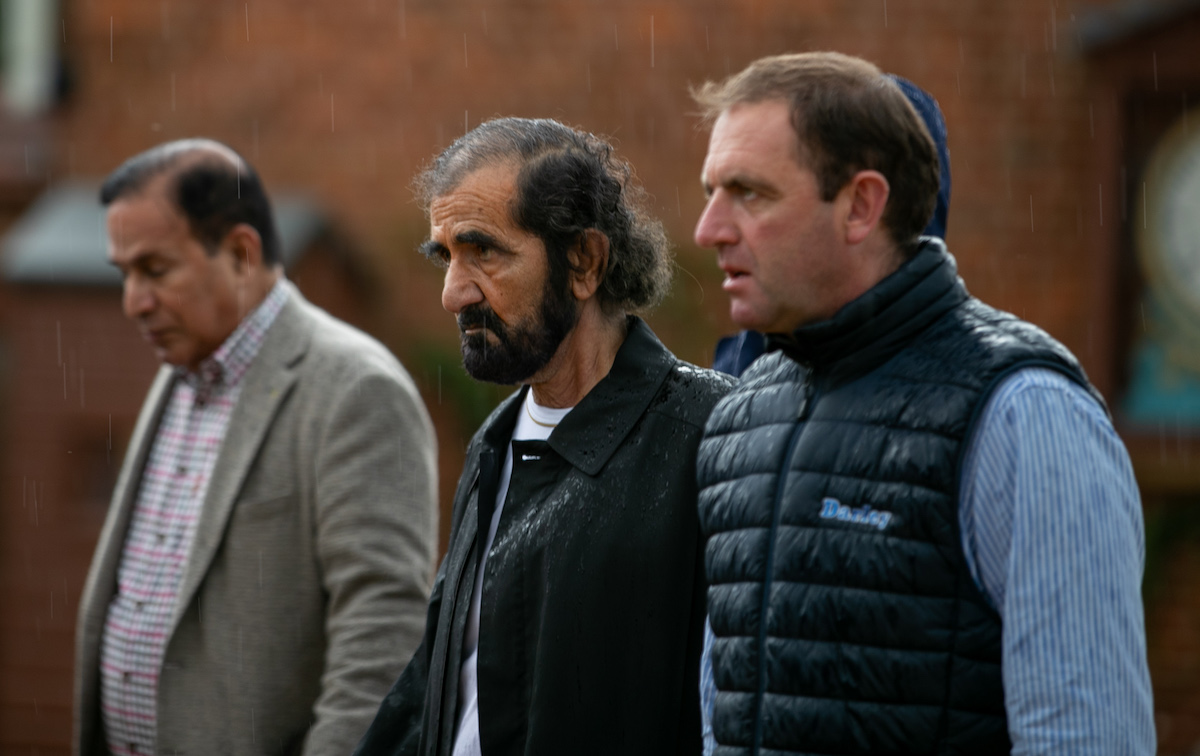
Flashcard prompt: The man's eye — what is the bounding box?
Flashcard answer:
[475,244,495,260]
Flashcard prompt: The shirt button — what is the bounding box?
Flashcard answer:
[122,671,131,683]
[156,533,166,544]
[129,744,137,753]
[176,465,187,476]
[135,601,144,611]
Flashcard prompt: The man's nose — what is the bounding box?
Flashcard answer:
[694,193,737,249]
[123,276,155,319]
[441,257,483,314]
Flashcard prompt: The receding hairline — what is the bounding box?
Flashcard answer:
[690,54,896,175]
[705,98,806,169]
[103,139,250,207]
[691,52,892,124]
[423,159,529,246]
[157,138,247,174]
[426,157,522,204]
[414,117,620,215]
[104,144,264,254]
[418,146,569,219]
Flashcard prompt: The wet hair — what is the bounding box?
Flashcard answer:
[693,52,940,256]
[99,138,282,266]
[415,117,672,313]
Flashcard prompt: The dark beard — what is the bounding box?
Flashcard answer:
[456,275,578,385]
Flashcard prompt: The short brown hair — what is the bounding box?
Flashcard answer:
[693,52,939,254]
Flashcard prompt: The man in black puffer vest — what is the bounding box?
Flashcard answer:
[691,52,1154,755]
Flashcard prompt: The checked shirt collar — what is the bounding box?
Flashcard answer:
[177,279,289,402]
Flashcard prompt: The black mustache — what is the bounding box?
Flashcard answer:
[457,304,503,334]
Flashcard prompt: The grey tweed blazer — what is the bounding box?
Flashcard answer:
[74,283,437,756]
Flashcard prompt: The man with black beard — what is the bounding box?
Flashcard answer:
[355,118,733,756]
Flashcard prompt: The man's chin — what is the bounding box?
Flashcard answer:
[156,342,208,372]
[462,358,515,384]
[729,300,789,334]
[155,344,182,366]
[729,311,769,334]
[461,346,545,386]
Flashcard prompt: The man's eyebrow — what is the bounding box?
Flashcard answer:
[456,229,508,252]
[418,239,447,260]
[725,173,771,192]
[108,249,162,270]
[709,173,776,200]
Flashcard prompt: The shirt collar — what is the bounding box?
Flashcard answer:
[179,279,289,392]
[480,317,677,476]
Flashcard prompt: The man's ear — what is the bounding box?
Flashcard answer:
[222,223,265,274]
[568,229,610,301]
[839,170,890,246]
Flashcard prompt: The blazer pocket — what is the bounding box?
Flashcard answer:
[234,491,297,522]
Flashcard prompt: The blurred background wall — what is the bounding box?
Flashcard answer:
[0,0,1198,752]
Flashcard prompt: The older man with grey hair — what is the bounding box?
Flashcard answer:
[355,117,733,756]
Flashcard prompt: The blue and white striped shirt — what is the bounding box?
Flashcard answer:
[699,368,1156,755]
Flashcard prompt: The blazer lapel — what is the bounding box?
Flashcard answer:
[170,288,310,631]
[75,365,175,750]
[79,365,174,647]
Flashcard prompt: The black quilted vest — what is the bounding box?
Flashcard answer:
[697,241,1101,756]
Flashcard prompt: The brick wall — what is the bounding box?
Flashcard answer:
[0,289,158,753]
[1,0,1195,752]
[52,0,1120,371]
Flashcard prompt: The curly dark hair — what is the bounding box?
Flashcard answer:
[415,117,672,313]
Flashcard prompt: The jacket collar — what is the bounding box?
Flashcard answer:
[171,281,311,631]
[480,316,675,477]
[767,238,968,385]
[177,278,290,394]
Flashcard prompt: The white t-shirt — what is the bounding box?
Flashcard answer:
[452,390,573,756]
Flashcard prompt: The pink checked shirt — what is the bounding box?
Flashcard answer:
[99,282,288,755]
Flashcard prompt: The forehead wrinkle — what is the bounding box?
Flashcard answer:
[167,142,247,179]
[432,205,518,248]
[431,194,506,231]
[106,191,187,261]
[432,161,520,209]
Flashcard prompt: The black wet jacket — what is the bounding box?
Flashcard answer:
[355,317,733,756]
[697,241,1098,755]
